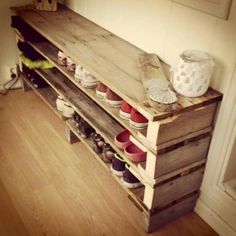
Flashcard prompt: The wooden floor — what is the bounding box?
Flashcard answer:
[0,90,218,236]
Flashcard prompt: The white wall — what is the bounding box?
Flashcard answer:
[0,0,32,88]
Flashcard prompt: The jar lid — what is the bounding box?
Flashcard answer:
[180,50,212,63]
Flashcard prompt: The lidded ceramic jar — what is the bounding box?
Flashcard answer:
[171,50,214,97]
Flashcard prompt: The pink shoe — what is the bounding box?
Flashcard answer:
[124,143,147,162]
[130,108,148,130]
[114,129,132,150]
[119,101,132,120]
[105,89,123,107]
[96,82,107,99]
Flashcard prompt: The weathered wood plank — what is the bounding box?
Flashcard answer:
[143,166,204,209]
[143,193,199,232]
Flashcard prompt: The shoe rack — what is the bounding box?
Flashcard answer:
[12,4,223,232]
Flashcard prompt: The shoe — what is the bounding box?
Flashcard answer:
[93,133,105,153]
[114,129,132,150]
[102,143,115,163]
[67,57,76,71]
[73,112,81,124]
[105,89,123,107]
[111,153,126,176]
[31,74,48,88]
[56,95,65,112]
[74,64,84,82]
[130,108,148,129]
[124,143,147,162]
[77,118,95,138]
[96,82,107,99]
[81,70,98,88]
[119,101,132,120]
[63,103,74,118]
[122,164,142,189]
[58,51,67,66]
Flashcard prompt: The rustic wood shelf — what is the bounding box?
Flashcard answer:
[14,4,222,122]
[13,4,223,232]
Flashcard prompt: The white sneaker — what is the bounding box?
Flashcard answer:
[56,95,65,112]
[74,64,84,82]
[81,70,98,88]
[63,103,74,118]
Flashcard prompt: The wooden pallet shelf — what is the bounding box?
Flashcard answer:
[12,4,223,232]
[14,4,222,122]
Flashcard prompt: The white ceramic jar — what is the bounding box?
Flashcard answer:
[171,50,215,97]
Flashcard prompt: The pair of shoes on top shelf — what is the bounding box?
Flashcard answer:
[56,96,74,118]
[75,65,98,88]
[120,101,148,130]
[114,129,147,163]
[96,82,123,107]
[73,112,95,138]
[58,51,76,72]
[92,133,116,163]
[111,154,142,188]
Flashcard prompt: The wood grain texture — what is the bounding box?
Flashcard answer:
[0,90,218,235]
[13,5,222,121]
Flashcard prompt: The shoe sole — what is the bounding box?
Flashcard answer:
[119,110,131,120]
[96,90,106,99]
[129,120,148,130]
[110,166,125,176]
[121,178,143,189]
[105,99,123,107]
[81,80,98,88]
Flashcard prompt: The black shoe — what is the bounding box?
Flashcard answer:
[102,143,115,163]
[77,119,95,139]
[92,133,105,153]
[122,164,142,189]
[111,154,126,176]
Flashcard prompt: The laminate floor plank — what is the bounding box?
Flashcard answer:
[0,90,218,236]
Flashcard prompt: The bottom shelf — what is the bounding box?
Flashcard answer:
[66,119,147,214]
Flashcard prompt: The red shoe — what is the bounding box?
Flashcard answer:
[130,108,148,129]
[96,82,107,99]
[124,143,147,162]
[119,101,132,120]
[105,89,123,107]
[114,129,132,150]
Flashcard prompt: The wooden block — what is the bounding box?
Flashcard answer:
[143,166,204,209]
[143,192,199,233]
[145,134,211,179]
[156,103,217,145]
[65,125,79,144]
[35,0,57,11]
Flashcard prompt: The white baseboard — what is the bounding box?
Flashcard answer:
[195,199,236,236]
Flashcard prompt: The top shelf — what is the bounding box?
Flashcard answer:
[13,4,223,121]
